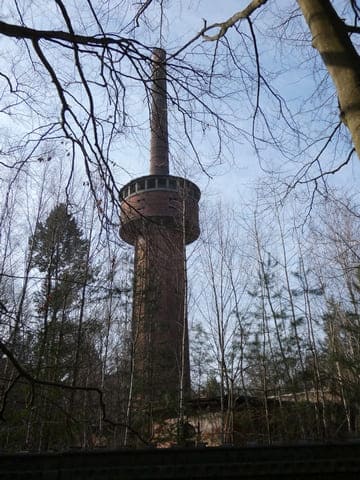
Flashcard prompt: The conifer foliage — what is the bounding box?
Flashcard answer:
[30,203,91,314]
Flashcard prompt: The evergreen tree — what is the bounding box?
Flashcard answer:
[26,203,97,450]
[322,291,360,435]
[30,203,91,316]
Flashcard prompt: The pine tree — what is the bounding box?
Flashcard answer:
[27,203,96,450]
[30,203,90,315]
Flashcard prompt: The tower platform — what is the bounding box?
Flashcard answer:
[120,174,200,245]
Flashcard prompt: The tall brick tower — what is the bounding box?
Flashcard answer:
[119,48,200,433]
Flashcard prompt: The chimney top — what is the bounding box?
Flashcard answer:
[150,48,169,176]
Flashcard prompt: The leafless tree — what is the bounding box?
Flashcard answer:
[0,0,359,216]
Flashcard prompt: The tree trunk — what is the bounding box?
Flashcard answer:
[297,0,360,158]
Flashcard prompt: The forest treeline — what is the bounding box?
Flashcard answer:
[0,161,360,450]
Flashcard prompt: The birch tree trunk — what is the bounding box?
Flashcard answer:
[297,0,360,158]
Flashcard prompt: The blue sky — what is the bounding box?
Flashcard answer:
[108,0,360,210]
[0,0,359,217]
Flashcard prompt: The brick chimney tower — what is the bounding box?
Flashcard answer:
[119,48,200,435]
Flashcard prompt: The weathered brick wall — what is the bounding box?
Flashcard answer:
[131,226,190,412]
[1,444,360,479]
[119,174,200,442]
[120,183,200,245]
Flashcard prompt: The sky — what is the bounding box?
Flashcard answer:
[1,0,360,220]
[110,0,360,209]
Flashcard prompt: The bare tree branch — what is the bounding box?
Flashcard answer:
[0,338,148,445]
[202,0,268,41]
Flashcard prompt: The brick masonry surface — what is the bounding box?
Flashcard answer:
[1,443,360,479]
